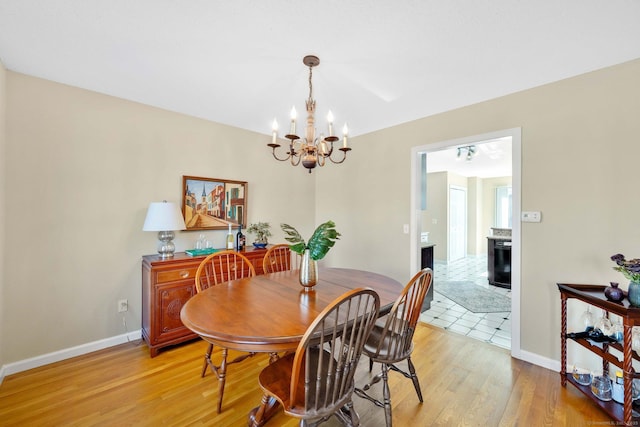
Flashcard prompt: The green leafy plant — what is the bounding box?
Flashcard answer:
[281,221,341,261]
[611,253,640,282]
[247,222,272,243]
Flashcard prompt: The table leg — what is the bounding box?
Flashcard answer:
[560,295,567,386]
[247,352,282,427]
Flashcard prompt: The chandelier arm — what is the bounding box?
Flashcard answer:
[269,144,294,162]
[327,147,352,164]
[320,139,334,158]
[317,152,326,167]
[290,151,302,166]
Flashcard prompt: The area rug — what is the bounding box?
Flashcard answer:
[434,281,511,313]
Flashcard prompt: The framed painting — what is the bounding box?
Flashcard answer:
[182,175,248,231]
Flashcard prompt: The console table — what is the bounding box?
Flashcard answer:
[141,247,269,357]
[558,283,640,426]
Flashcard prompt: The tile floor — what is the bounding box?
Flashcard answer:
[419,255,512,349]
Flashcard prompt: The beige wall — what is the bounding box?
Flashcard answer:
[467,176,483,256]
[317,58,640,362]
[2,73,315,363]
[0,60,6,370]
[482,176,513,237]
[422,172,448,260]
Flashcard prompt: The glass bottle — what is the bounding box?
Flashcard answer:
[196,233,205,250]
[236,224,245,251]
[579,306,595,332]
[226,223,234,249]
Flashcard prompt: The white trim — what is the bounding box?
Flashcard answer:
[0,330,141,384]
[517,349,561,373]
[410,127,522,359]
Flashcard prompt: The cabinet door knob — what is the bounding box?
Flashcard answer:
[180,270,190,278]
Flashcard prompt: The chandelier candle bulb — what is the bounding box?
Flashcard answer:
[327,110,334,136]
[271,119,278,144]
[342,124,349,148]
[289,107,297,135]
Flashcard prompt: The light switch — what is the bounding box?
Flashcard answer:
[403,224,409,234]
[521,211,541,222]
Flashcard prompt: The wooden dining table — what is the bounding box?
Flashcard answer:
[180,267,403,426]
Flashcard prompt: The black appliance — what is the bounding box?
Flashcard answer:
[488,238,511,289]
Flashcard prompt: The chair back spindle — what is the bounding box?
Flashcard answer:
[263,244,295,274]
[195,250,256,293]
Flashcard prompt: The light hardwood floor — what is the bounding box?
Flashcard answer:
[0,323,610,426]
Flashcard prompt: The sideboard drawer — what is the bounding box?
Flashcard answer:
[156,267,198,284]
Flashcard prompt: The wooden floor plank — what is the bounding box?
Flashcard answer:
[0,324,613,426]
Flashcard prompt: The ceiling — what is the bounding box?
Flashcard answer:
[426,137,512,178]
[1,1,639,139]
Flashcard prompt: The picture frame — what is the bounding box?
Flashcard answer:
[182,175,248,231]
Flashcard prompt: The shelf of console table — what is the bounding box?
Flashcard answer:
[558,283,640,426]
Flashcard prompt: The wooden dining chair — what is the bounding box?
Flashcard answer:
[258,288,380,426]
[354,268,433,427]
[194,250,257,413]
[262,243,295,273]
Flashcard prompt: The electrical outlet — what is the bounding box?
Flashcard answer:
[118,299,128,313]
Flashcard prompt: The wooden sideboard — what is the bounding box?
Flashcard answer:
[142,247,269,357]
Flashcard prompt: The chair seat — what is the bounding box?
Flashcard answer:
[259,347,355,419]
[363,323,413,363]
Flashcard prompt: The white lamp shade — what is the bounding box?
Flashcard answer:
[142,201,187,231]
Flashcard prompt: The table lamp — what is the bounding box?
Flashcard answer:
[143,200,187,258]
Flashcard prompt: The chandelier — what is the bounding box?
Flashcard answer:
[268,55,351,173]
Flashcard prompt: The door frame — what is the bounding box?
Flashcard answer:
[410,127,522,359]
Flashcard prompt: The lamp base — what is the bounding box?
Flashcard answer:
[157,230,176,258]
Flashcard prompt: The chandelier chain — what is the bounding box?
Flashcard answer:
[308,64,313,103]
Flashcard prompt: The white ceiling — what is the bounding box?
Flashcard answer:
[426,137,512,178]
[1,1,639,139]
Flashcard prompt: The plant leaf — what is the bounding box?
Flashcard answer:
[281,223,306,255]
[307,221,341,260]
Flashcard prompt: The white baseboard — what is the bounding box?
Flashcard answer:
[512,347,561,373]
[0,330,141,384]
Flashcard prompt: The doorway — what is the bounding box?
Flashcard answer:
[410,128,521,357]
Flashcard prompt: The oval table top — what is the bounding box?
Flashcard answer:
[180,267,403,353]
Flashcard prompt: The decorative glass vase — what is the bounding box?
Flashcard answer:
[299,249,318,289]
[604,282,624,302]
[628,281,640,307]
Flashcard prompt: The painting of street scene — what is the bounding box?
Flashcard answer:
[182,176,247,231]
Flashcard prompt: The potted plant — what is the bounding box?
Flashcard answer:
[281,221,341,288]
[611,253,640,306]
[247,222,272,248]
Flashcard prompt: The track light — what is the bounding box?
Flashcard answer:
[456,145,477,162]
